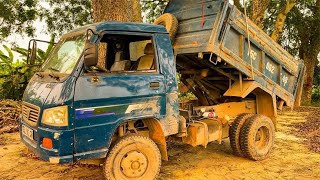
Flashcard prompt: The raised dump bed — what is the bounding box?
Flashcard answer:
[165,0,304,108]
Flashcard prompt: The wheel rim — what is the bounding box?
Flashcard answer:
[255,126,270,150]
[120,151,148,178]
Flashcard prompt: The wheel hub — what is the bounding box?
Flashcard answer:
[255,126,268,149]
[120,151,148,178]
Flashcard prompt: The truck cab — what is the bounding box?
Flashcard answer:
[20,22,180,165]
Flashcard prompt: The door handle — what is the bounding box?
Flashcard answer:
[150,82,160,89]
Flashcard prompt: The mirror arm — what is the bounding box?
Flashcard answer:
[86,29,101,43]
[27,39,57,65]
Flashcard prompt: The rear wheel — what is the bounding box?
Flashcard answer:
[229,113,254,156]
[240,115,275,161]
[103,135,161,180]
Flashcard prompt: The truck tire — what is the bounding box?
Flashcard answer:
[154,13,178,42]
[240,115,275,161]
[103,135,161,180]
[229,113,254,157]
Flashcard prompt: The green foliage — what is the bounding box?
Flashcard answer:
[0,46,30,99]
[40,0,92,36]
[1,0,167,39]
[176,73,196,100]
[284,1,320,57]
[141,0,168,23]
[312,65,320,104]
[262,1,286,33]
[0,0,91,39]
[0,0,38,39]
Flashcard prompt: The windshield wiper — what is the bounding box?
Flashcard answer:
[49,67,60,72]
[35,69,45,78]
[35,72,44,78]
[48,67,60,81]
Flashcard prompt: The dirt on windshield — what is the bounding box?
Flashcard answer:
[0,108,320,180]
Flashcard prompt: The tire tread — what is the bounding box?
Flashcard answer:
[240,115,275,161]
[154,13,179,42]
[229,113,253,156]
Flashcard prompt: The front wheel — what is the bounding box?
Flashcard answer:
[103,135,161,180]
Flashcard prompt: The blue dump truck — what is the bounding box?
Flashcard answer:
[20,0,305,179]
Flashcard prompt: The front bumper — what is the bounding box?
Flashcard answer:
[19,117,74,164]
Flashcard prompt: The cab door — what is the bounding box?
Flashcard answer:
[72,33,166,157]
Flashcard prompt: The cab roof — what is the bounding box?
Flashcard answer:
[69,21,168,34]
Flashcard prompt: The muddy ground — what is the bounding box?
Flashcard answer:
[0,109,320,180]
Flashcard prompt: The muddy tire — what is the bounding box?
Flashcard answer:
[103,135,161,180]
[229,113,254,156]
[240,115,275,161]
[154,13,178,42]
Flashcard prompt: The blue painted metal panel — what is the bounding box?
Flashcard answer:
[73,74,166,154]
[165,0,223,53]
[155,34,178,93]
[281,68,291,92]
[21,75,77,162]
[68,21,168,35]
[264,55,280,84]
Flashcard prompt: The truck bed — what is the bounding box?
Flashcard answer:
[165,0,304,107]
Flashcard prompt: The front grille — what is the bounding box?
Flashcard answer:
[22,102,40,126]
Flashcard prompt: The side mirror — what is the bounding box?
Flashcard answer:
[83,40,98,68]
[27,40,37,65]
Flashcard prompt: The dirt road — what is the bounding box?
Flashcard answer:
[0,110,320,180]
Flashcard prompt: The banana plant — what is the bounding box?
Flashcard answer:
[0,45,25,99]
[0,35,55,99]
[12,35,55,65]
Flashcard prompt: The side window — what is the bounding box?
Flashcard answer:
[129,39,156,71]
[87,33,157,74]
[129,40,151,63]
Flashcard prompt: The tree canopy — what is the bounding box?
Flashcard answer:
[0,0,167,40]
[0,0,38,39]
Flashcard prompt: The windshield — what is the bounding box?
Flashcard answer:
[41,33,86,74]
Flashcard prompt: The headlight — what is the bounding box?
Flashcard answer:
[42,106,68,126]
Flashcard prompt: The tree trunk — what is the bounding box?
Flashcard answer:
[91,0,142,68]
[271,0,296,42]
[300,52,318,105]
[91,0,142,22]
[251,0,270,28]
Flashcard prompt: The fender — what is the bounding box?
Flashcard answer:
[143,118,168,161]
[224,80,277,128]
[106,118,168,161]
